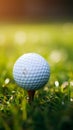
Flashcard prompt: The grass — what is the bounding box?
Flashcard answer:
[0,23,73,130]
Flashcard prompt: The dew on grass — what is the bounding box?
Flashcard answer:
[12,91,15,94]
[10,96,13,100]
[55,81,59,87]
[5,78,10,85]
[62,101,64,105]
[7,101,10,105]
[70,98,73,102]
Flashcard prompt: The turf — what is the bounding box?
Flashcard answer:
[0,23,73,130]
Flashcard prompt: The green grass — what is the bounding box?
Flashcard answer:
[0,23,73,130]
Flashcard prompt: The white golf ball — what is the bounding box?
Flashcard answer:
[13,53,50,90]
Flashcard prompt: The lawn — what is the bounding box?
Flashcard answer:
[0,23,73,130]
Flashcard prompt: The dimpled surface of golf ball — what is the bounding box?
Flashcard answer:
[13,53,50,90]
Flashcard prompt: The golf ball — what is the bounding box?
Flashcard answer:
[13,53,50,90]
